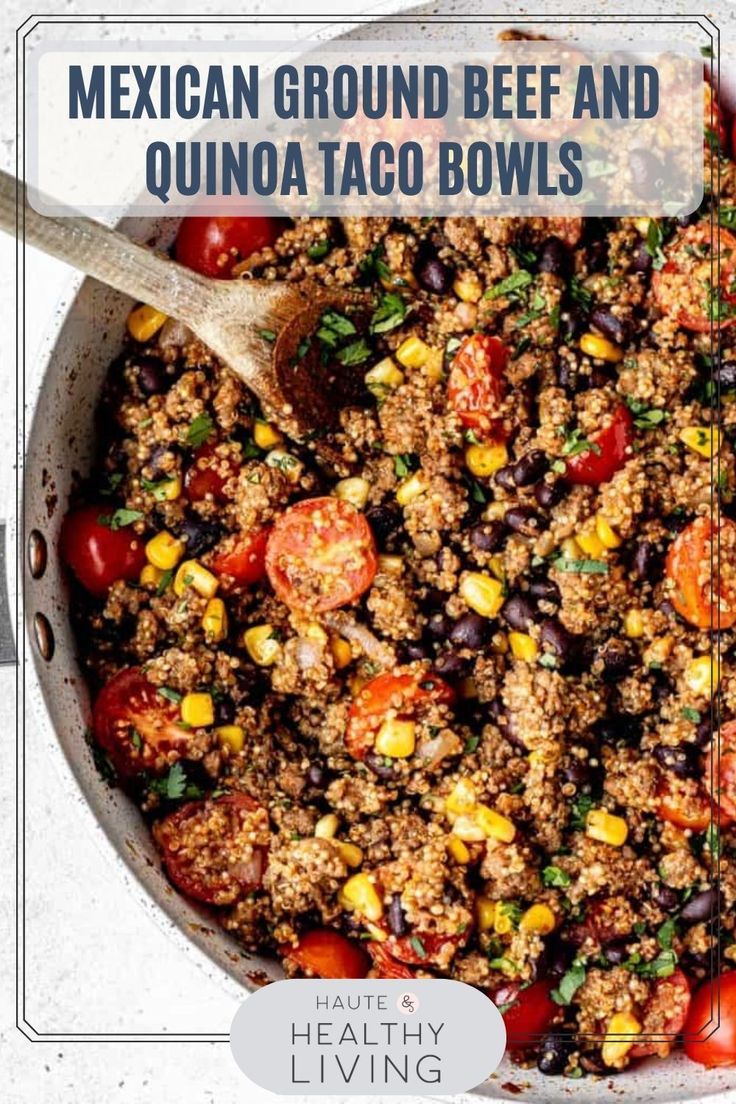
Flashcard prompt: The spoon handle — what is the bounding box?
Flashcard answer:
[0,170,215,329]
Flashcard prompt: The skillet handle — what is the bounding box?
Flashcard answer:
[0,169,217,330]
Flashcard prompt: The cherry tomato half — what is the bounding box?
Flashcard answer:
[366,941,415,979]
[93,667,192,779]
[652,224,736,333]
[705,719,736,819]
[447,333,508,439]
[281,929,370,979]
[153,792,269,906]
[630,969,691,1058]
[211,528,269,589]
[666,516,736,630]
[657,777,723,833]
[61,504,146,598]
[266,497,378,614]
[684,971,736,1067]
[384,930,466,967]
[492,978,559,1048]
[184,444,238,504]
[345,667,455,760]
[564,404,633,486]
[175,216,285,279]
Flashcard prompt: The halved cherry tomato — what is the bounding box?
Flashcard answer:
[684,971,736,1067]
[383,929,468,967]
[492,978,560,1048]
[564,404,633,486]
[153,792,269,905]
[652,224,736,333]
[366,941,415,979]
[630,969,691,1058]
[345,667,455,760]
[211,528,269,589]
[93,667,192,779]
[61,504,146,598]
[666,516,736,630]
[281,929,370,979]
[184,444,238,503]
[266,497,378,614]
[175,216,285,279]
[657,776,724,832]
[705,719,736,819]
[447,333,508,439]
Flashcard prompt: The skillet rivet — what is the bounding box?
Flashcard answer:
[28,530,47,579]
[33,612,54,661]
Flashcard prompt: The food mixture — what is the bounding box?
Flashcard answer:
[61,80,736,1078]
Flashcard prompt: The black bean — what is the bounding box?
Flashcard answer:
[537,236,570,276]
[632,540,660,581]
[681,887,722,924]
[529,577,561,605]
[502,594,537,631]
[400,641,431,663]
[416,255,453,294]
[494,465,517,492]
[597,639,634,684]
[537,1035,573,1076]
[450,612,488,650]
[595,713,643,746]
[434,651,470,679]
[590,306,630,347]
[427,611,453,639]
[586,238,609,273]
[513,449,547,487]
[214,697,235,725]
[630,238,653,274]
[534,480,565,510]
[547,940,574,978]
[365,504,402,549]
[307,762,325,788]
[505,505,544,537]
[561,758,593,789]
[603,941,630,965]
[664,510,692,535]
[650,669,675,703]
[387,893,407,937]
[715,360,736,392]
[364,751,398,780]
[137,356,170,395]
[469,521,505,553]
[540,619,577,663]
[653,743,700,778]
[146,443,182,481]
[629,148,665,195]
[695,716,715,747]
[559,307,585,347]
[179,516,222,557]
[652,883,679,911]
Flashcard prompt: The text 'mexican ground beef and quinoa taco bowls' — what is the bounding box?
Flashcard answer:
[57,62,736,1080]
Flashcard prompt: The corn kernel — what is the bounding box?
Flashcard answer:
[465,442,509,478]
[146,531,186,570]
[493,902,515,935]
[580,332,624,363]
[315,813,339,839]
[377,554,403,573]
[148,474,182,502]
[451,815,487,842]
[460,572,505,618]
[334,477,370,510]
[424,348,444,382]
[216,724,244,753]
[395,336,430,369]
[174,559,219,599]
[476,897,496,932]
[374,717,416,758]
[474,804,516,843]
[576,527,606,558]
[365,357,404,395]
[338,873,383,921]
[624,609,645,639]
[645,634,674,666]
[243,624,281,666]
[686,655,719,697]
[488,555,505,582]
[337,842,364,868]
[596,515,622,549]
[447,835,471,864]
[304,622,328,645]
[127,304,167,343]
[601,1012,641,1067]
[330,637,353,670]
[446,778,478,818]
[560,537,582,560]
[265,449,303,484]
[634,217,652,237]
[253,420,283,449]
[396,471,429,506]
[520,904,556,934]
[509,631,539,662]
[365,921,388,942]
[201,597,228,643]
[586,808,629,847]
[453,273,483,303]
[680,425,722,459]
[139,563,164,588]
[180,691,214,728]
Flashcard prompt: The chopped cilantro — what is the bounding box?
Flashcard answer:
[359,243,392,283]
[394,453,419,478]
[336,339,372,366]
[409,935,427,959]
[721,206,736,230]
[484,269,533,301]
[552,557,609,575]
[307,239,331,260]
[681,707,702,723]
[542,865,571,888]
[155,568,173,596]
[552,960,587,1005]
[369,292,408,335]
[258,328,277,342]
[626,397,667,429]
[97,508,143,530]
[569,277,593,311]
[627,949,677,979]
[130,728,143,750]
[701,44,714,59]
[657,917,677,951]
[561,426,601,458]
[570,793,595,831]
[704,821,721,859]
[464,735,480,754]
[157,686,182,704]
[186,413,214,449]
[645,219,667,270]
[148,762,202,801]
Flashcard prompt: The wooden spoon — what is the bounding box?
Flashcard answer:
[0,171,369,444]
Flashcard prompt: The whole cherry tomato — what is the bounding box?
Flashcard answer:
[93,667,192,779]
[684,971,736,1067]
[447,333,509,439]
[282,929,370,979]
[153,792,269,906]
[61,504,146,598]
[492,978,560,1048]
[175,215,285,278]
[665,516,736,630]
[564,404,633,486]
[211,528,269,589]
[345,667,455,760]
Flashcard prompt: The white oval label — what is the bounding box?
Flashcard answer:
[230,978,505,1095]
